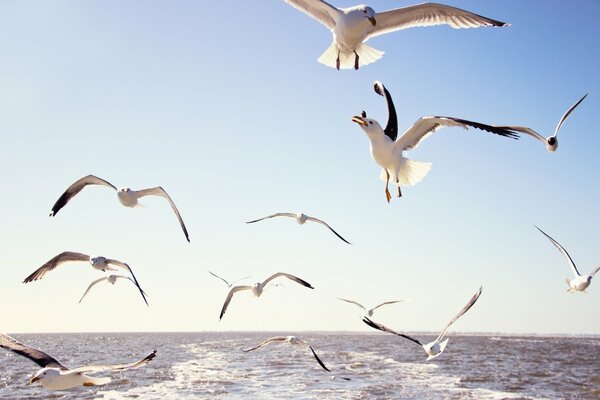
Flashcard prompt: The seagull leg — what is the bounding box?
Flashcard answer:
[354,51,359,70]
[336,51,340,71]
[385,170,392,203]
[396,177,402,198]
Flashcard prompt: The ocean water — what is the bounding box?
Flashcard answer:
[1,332,598,399]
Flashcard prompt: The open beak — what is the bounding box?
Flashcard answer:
[368,17,376,26]
[352,116,367,126]
[29,376,40,385]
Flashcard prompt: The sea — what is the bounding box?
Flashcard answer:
[1,332,598,399]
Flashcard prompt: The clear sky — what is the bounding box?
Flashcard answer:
[1,0,598,335]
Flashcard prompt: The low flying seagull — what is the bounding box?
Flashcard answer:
[0,333,156,390]
[284,1,508,70]
[243,336,330,372]
[246,212,351,244]
[79,275,149,306]
[363,286,482,361]
[219,272,314,320]
[337,297,411,317]
[209,271,251,288]
[49,174,190,242]
[352,81,519,202]
[23,251,148,306]
[535,226,599,293]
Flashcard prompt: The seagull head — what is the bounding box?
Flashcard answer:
[358,5,376,26]
[118,187,132,193]
[352,113,384,136]
[545,136,558,152]
[29,368,59,385]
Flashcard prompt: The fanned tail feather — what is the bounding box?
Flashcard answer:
[318,42,384,69]
[379,160,432,187]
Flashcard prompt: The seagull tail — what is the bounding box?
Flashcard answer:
[82,375,111,387]
[380,159,432,187]
[317,42,384,69]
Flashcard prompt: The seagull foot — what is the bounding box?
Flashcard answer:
[397,186,402,198]
[354,51,359,70]
[385,189,392,203]
[336,55,340,71]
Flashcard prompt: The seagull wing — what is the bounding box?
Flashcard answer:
[246,213,296,224]
[0,333,67,370]
[230,275,252,286]
[23,251,90,283]
[305,216,351,244]
[78,276,110,303]
[107,260,149,306]
[368,3,508,39]
[589,265,600,278]
[535,226,581,277]
[435,286,483,343]
[262,272,314,289]
[553,93,588,137]
[136,187,190,242]
[371,300,407,311]
[209,271,231,287]
[362,317,422,347]
[243,336,288,352]
[50,175,116,217]
[492,125,547,145]
[68,349,157,374]
[284,0,342,31]
[394,116,519,152]
[374,81,398,141]
[219,285,253,320]
[306,345,330,372]
[337,298,367,312]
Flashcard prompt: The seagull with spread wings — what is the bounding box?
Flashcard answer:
[79,274,149,306]
[209,271,251,288]
[246,212,351,244]
[535,226,599,293]
[49,174,190,242]
[337,297,411,317]
[284,1,508,70]
[219,272,314,320]
[363,287,482,360]
[243,336,330,372]
[352,81,520,201]
[0,333,156,390]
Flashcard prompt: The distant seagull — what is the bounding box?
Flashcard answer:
[219,272,314,320]
[535,226,599,292]
[79,274,149,306]
[0,333,156,390]
[246,212,351,244]
[49,174,190,242]
[209,271,251,288]
[243,335,330,372]
[284,1,508,70]
[352,82,519,202]
[23,251,147,304]
[363,286,482,360]
[498,94,588,152]
[337,297,411,317]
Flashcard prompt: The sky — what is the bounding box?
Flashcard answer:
[0,0,598,335]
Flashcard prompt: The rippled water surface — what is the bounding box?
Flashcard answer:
[1,333,598,399]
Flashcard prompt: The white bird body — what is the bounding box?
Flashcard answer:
[116,188,142,207]
[30,368,110,390]
[333,7,374,50]
[89,256,117,272]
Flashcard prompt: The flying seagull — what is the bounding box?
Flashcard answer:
[337,297,411,317]
[209,271,251,288]
[535,226,599,292]
[219,272,314,320]
[0,333,156,390]
[363,286,482,360]
[246,212,351,244]
[79,274,149,306]
[284,1,508,70]
[49,174,190,242]
[495,93,588,152]
[23,252,147,305]
[243,335,330,372]
[352,81,519,202]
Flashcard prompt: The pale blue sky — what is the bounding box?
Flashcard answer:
[0,1,598,334]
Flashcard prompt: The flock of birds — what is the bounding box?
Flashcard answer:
[1,0,595,392]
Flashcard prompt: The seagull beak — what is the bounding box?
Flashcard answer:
[368,17,376,26]
[29,376,40,384]
[352,116,367,126]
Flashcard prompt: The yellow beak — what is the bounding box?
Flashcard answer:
[352,116,367,126]
[29,376,40,384]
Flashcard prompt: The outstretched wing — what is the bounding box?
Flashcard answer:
[371,300,408,311]
[209,271,231,287]
[23,251,90,283]
[337,298,367,312]
[554,93,588,137]
[136,187,190,242]
[435,286,483,343]
[284,0,342,31]
[219,285,253,320]
[262,272,314,289]
[50,175,116,217]
[68,349,157,374]
[373,81,398,141]
[107,260,149,306]
[0,333,66,370]
[246,213,296,224]
[589,265,600,278]
[535,226,581,277]
[368,3,508,39]
[78,276,110,303]
[243,336,288,352]
[307,345,330,372]
[362,317,423,347]
[395,116,519,152]
[305,216,351,244]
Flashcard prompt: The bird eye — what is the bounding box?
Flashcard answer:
[369,121,373,125]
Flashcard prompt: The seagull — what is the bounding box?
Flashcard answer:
[535,226,599,292]
[209,271,251,288]
[352,81,519,201]
[0,333,156,390]
[243,335,330,372]
[49,174,190,242]
[337,297,411,317]
[219,272,314,320]
[246,212,351,244]
[79,274,149,306]
[23,251,147,305]
[495,93,588,152]
[363,286,482,361]
[284,1,508,70]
